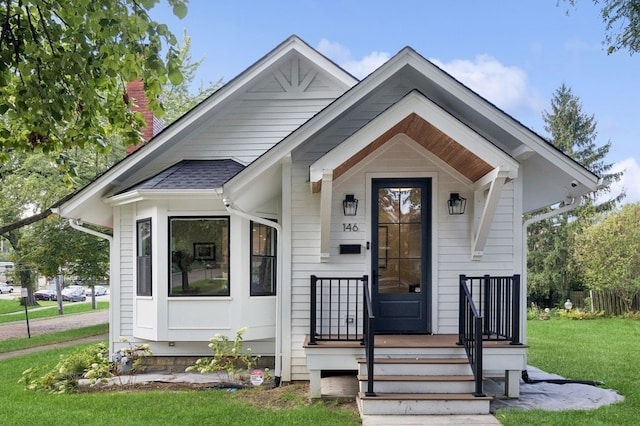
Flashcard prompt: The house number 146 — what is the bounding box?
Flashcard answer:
[343,223,359,232]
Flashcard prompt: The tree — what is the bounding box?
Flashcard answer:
[527,84,622,307]
[0,33,219,304]
[0,0,187,170]
[161,31,222,125]
[574,203,640,310]
[0,146,120,304]
[566,0,640,54]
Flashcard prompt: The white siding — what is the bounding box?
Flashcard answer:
[115,53,347,193]
[288,137,517,380]
[117,205,135,339]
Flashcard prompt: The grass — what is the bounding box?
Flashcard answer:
[0,323,109,353]
[496,317,640,425]
[0,300,109,324]
[0,343,361,426]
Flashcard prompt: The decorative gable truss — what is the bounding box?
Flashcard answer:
[246,54,348,99]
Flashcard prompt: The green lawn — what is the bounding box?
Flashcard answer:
[496,317,640,425]
[0,299,108,323]
[0,343,360,426]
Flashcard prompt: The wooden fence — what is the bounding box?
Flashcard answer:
[569,290,640,315]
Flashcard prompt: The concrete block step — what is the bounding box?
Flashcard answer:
[357,374,476,393]
[357,392,492,416]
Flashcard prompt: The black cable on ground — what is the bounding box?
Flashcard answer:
[522,370,604,387]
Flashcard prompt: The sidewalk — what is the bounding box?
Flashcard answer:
[0,333,108,361]
[0,309,108,340]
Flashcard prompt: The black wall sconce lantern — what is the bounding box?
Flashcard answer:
[448,193,466,215]
[343,194,358,216]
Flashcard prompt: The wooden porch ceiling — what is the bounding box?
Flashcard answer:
[312,113,494,192]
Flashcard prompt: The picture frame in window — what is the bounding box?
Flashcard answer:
[193,242,216,261]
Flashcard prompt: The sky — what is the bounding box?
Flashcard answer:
[151,0,639,204]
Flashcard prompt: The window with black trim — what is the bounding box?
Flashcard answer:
[169,217,229,296]
[136,218,152,296]
[250,221,277,296]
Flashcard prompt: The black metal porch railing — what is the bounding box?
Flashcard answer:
[458,274,522,398]
[308,275,369,344]
[458,275,485,397]
[462,274,522,345]
[309,273,521,398]
[362,278,376,396]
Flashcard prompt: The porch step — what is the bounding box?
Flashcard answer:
[357,357,472,376]
[357,392,492,416]
[357,374,476,394]
[355,356,490,416]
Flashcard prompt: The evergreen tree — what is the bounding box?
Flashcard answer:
[527,84,622,307]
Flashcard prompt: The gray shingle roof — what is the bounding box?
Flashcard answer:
[119,160,245,193]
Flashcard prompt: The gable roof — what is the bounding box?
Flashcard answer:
[55,36,357,227]
[223,46,600,213]
[56,36,602,226]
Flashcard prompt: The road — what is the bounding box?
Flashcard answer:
[0,308,109,340]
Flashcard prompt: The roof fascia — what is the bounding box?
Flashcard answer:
[408,55,600,189]
[105,189,222,206]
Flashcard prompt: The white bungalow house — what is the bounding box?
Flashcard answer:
[54,36,602,416]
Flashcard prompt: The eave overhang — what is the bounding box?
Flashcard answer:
[309,90,519,191]
[106,189,222,207]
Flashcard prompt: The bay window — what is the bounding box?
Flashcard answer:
[250,221,277,296]
[169,217,229,296]
[136,218,152,296]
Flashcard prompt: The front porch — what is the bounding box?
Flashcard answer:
[304,274,527,415]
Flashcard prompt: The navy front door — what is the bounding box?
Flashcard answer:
[372,178,431,333]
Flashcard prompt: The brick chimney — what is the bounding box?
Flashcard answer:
[126,79,162,154]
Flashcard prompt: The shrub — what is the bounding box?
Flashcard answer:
[186,327,266,385]
[20,337,152,393]
[558,308,606,320]
[20,342,111,393]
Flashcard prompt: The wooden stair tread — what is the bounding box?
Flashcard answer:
[357,357,468,364]
[357,374,475,382]
[358,392,492,401]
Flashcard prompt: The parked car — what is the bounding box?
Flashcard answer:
[86,285,108,296]
[34,287,57,301]
[61,286,87,302]
[67,284,86,294]
[0,282,14,294]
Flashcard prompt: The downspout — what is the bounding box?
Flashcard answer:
[50,208,113,244]
[68,219,114,244]
[222,197,283,387]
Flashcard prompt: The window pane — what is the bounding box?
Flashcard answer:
[136,219,152,296]
[250,221,276,296]
[169,217,229,296]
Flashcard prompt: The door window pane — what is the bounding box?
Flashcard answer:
[377,187,423,294]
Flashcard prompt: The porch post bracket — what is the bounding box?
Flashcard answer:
[471,167,511,260]
[319,170,333,263]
